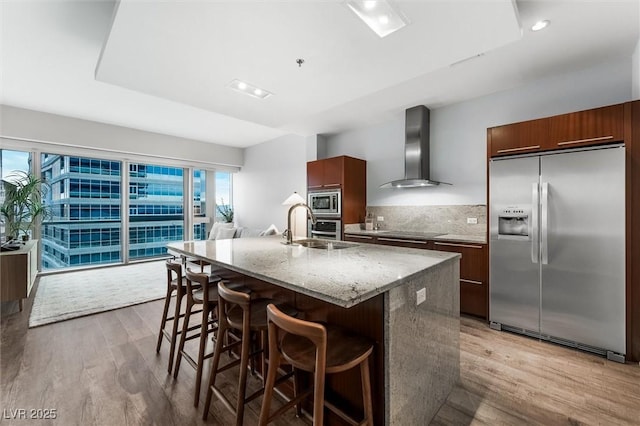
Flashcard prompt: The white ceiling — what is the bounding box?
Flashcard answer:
[1,1,639,148]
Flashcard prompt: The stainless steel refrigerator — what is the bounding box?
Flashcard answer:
[489,144,626,362]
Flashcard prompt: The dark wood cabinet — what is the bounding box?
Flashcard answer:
[489,118,548,157]
[307,156,367,230]
[307,156,344,190]
[549,104,624,148]
[488,103,625,158]
[343,233,488,319]
[432,241,488,319]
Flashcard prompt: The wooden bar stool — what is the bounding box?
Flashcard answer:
[259,304,374,426]
[202,282,297,425]
[156,260,203,374]
[173,269,223,407]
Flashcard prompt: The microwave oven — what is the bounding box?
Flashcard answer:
[308,190,341,216]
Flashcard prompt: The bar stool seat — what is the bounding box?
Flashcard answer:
[259,304,374,426]
[282,325,373,373]
[202,282,298,425]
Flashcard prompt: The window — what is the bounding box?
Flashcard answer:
[128,162,184,259]
[41,153,122,270]
[215,171,232,223]
[0,149,32,240]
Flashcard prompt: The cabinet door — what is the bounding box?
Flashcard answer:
[376,237,431,250]
[322,157,343,188]
[307,160,324,189]
[433,241,488,319]
[489,118,548,157]
[344,234,376,244]
[549,104,624,148]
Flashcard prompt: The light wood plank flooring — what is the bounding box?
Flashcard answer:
[2,279,639,425]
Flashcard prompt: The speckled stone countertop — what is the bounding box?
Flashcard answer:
[344,229,487,244]
[167,237,459,308]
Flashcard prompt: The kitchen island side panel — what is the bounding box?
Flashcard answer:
[384,258,460,425]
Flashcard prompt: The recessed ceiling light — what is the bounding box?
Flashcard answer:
[531,20,550,31]
[347,0,408,38]
[228,79,272,99]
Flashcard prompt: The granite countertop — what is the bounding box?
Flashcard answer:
[344,229,486,244]
[167,237,459,308]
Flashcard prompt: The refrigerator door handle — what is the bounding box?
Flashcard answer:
[531,183,539,264]
[541,182,549,265]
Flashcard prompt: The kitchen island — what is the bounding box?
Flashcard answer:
[167,236,460,425]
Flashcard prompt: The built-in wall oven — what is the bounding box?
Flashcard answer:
[308,219,342,241]
[308,190,341,217]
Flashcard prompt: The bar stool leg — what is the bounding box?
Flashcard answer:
[173,299,193,379]
[203,323,228,420]
[194,305,213,407]
[156,286,173,353]
[360,357,374,426]
[258,348,281,426]
[167,288,184,374]
[235,327,252,426]
[313,363,326,426]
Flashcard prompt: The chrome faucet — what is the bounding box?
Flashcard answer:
[284,203,317,245]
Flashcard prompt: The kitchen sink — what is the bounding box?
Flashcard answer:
[290,239,358,250]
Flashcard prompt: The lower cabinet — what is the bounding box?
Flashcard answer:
[432,241,488,319]
[0,240,38,311]
[344,234,488,319]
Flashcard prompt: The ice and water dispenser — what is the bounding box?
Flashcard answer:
[497,206,531,240]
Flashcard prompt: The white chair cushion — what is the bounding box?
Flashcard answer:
[208,222,234,240]
[216,227,237,240]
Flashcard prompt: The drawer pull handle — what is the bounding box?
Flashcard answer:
[557,135,613,146]
[346,234,373,239]
[461,279,483,285]
[323,183,341,187]
[497,145,540,153]
[434,242,483,249]
[308,185,323,189]
[378,237,427,245]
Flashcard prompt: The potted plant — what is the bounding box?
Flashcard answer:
[216,198,234,223]
[1,171,51,242]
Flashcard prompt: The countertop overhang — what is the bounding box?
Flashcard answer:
[167,237,459,308]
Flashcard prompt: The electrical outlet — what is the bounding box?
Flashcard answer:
[467,217,478,224]
[416,288,426,306]
[377,216,384,222]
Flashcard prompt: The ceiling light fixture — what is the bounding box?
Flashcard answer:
[347,0,408,38]
[531,20,550,31]
[228,79,272,99]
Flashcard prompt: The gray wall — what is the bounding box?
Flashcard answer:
[325,58,633,206]
[634,39,640,100]
[233,134,307,232]
[0,105,243,168]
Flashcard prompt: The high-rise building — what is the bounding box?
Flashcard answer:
[40,154,205,270]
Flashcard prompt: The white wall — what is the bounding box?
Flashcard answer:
[0,105,243,168]
[633,39,640,100]
[326,58,633,206]
[233,134,307,232]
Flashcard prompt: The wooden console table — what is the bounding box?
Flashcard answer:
[1,239,38,311]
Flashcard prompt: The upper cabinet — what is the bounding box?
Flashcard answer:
[307,156,343,189]
[307,156,367,226]
[488,103,625,157]
[548,104,624,148]
[489,118,548,157]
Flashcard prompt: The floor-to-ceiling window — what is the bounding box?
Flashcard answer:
[128,163,184,259]
[0,149,32,240]
[41,154,122,270]
[215,171,232,223]
[193,169,207,240]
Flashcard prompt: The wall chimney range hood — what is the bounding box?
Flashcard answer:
[380,105,450,188]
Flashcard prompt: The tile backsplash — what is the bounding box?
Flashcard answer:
[360,205,487,236]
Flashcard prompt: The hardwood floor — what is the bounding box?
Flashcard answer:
[0,279,306,426]
[432,318,640,425]
[2,280,639,425]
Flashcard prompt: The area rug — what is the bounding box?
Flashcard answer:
[29,261,166,328]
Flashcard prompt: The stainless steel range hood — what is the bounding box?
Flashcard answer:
[380,105,450,188]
